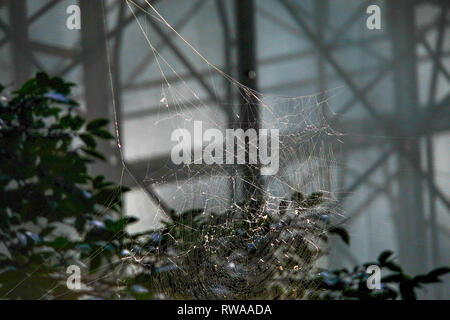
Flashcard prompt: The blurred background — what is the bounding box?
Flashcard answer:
[0,0,448,299]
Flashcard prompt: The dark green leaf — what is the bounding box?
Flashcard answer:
[80,134,97,148]
[89,255,102,274]
[70,115,85,131]
[49,77,73,95]
[87,118,109,131]
[36,72,50,87]
[48,236,69,249]
[91,129,114,140]
[82,148,106,161]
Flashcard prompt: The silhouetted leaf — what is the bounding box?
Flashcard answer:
[413,274,440,284]
[87,118,109,131]
[329,227,350,245]
[378,250,394,264]
[382,274,404,283]
[80,134,97,148]
[36,72,50,87]
[70,115,85,130]
[427,267,450,279]
[82,148,106,161]
[90,129,114,140]
[384,261,402,272]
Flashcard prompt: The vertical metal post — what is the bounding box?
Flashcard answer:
[235,0,261,202]
[9,0,31,85]
[387,0,427,275]
[315,0,328,95]
[314,0,336,268]
[315,0,332,192]
[79,0,120,183]
[112,1,125,143]
[217,0,236,205]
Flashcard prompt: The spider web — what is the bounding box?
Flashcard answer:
[107,0,346,299]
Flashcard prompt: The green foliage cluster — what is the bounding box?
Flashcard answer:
[0,74,447,300]
[314,250,449,300]
[0,73,134,299]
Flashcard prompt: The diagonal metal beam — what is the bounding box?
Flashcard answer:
[427,6,448,107]
[124,0,208,86]
[398,142,450,210]
[425,4,448,298]
[327,0,372,45]
[142,9,222,106]
[279,0,383,122]
[57,0,158,77]
[29,41,77,58]
[259,1,387,71]
[343,172,398,225]
[280,0,445,137]
[0,0,59,48]
[418,34,450,82]
[334,22,439,115]
[338,146,395,203]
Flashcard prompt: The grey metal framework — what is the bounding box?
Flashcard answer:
[1,0,449,298]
